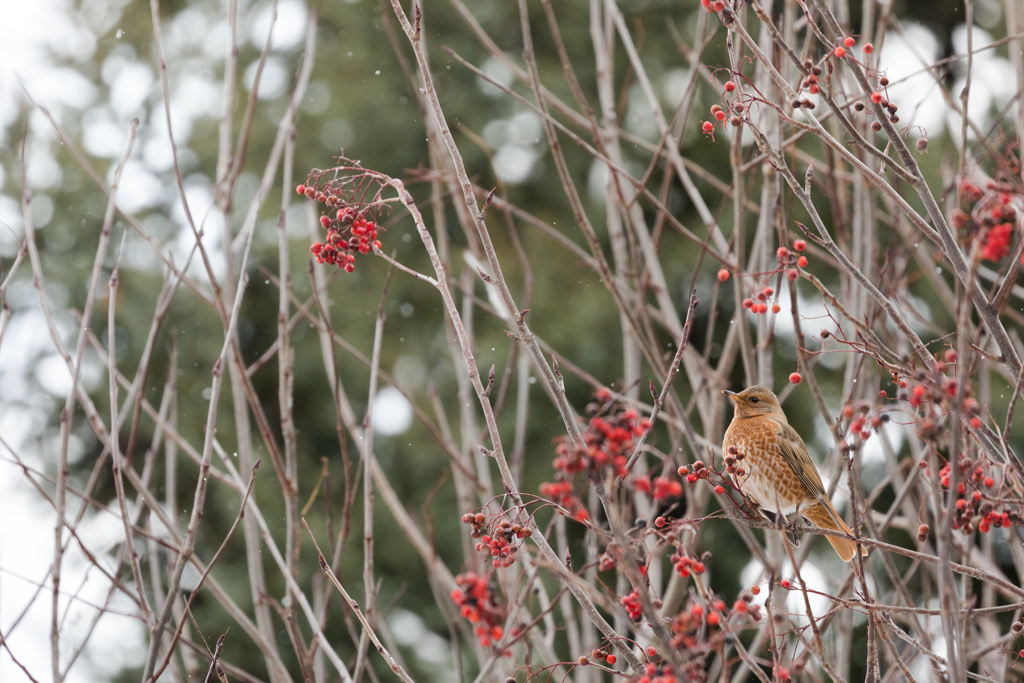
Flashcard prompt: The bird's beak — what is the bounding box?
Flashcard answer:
[722,390,739,402]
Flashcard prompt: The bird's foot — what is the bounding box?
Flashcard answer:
[759,508,803,548]
[785,517,803,549]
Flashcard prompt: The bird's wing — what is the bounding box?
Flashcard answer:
[771,418,843,525]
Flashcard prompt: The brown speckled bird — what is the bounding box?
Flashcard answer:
[723,386,864,562]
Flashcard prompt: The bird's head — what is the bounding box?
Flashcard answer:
[723,385,784,419]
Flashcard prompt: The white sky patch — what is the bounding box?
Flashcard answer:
[476,55,514,96]
[944,25,1015,140]
[482,118,511,148]
[859,420,907,466]
[661,67,692,105]
[110,160,165,214]
[493,145,538,185]
[244,56,290,101]
[371,387,414,436]
[741,558,833,622]
[167,7,209,54]
[508,110,542,145]
[83,107,132,158]
[109,61,153,117]
[250,0,309,52]
[624,85,658,140]
[25,151,63,190]
[389,609,454,673]
[740,555,870,626]
[876,23,947,134]
[171,179,226,282]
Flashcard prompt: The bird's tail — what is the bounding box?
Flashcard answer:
[803,503,866,562]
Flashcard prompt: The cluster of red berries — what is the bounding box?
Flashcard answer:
[838,402,891,446]
[736,240,809,315]
[924,455,1017,535]
[699,0,736,26]
[669,550,705,579]
[951,171,1022,263]
[702,62,747,138]
[833,36,855,58]
[681,455,748,492]
[450,573,505,648]
[598,545,617,572]
[742,285,777,315]
[578,648,617,667]
[634,474,683,501]
[298,183,383,273]
[462,512,532,568]
[621,590,644,621]
[558,397,650,476]
[899,354,986,436]
[851,76,899,131]
[636,661,680,683]
[702,102,744,137]
[678,459,716,485]
[797,59,824,102]
[779,238,809,270]
[540,394,656,520]
[538,481,589,522]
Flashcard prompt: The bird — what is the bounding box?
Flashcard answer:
[722,385,865,562]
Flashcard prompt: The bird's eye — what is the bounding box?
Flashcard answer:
[749,397,759,403]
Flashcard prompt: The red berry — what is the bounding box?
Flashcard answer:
[655,516,666,528]
[871,92,883,104]
[970,417,982,429]
[714,110,726,121]
[742,298,753,309]
[793,239,806,251]
[771,303,781,314]
[777,246,790,259]
[787,268,798,281]
[320,216,330,227]
[780,579,791,588]
[296,184,306,194]
[863,43,874,54]
[789,372,801,384]
[718,268,730,282]
[646,647,657,658]
[763,287,774,296]
[844,36,856,47]
[724,81,736,92]
[834,46,846,58]
[984,477,994,487]
[714,485,725,495]
[798,256,808,267]
[702,121,714,133]
[707,612,720,626]
[606,655,616,665]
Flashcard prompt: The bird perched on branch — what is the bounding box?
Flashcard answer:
[722,385,865,562]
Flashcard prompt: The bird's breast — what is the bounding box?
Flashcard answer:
[723,417,815,514]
